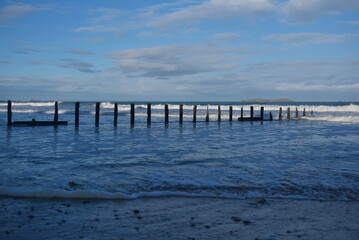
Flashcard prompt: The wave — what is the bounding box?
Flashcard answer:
[0,101,59,107]
[0,186,356,201]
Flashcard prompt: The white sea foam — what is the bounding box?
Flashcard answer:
[0,101,59,107]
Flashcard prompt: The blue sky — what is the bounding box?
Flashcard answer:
[0,0,358,101]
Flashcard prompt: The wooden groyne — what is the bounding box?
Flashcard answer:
[6,101,313,127]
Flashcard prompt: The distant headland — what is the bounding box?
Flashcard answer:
[241,99,294,102]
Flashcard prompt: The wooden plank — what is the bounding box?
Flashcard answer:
[13,120,68,127]
[75,102,80,126]
[218,105,221,122]
[279,107,282,120]
[165,104,169,123]
[287,107,290,120]
[54,101,58,123]
[147,103,151,125]
[179,104,183,123]
[229,106,233,122]
[206,106,209,122]
[193,105,197,122]
[238,117,262,122]
[114,103,118,126]
[7,100,12,126]
[95,102,100,126]
[131,103,135,125]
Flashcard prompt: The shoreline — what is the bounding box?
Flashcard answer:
[1,196,358,240]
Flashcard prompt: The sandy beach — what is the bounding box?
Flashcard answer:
[1,196,358,240]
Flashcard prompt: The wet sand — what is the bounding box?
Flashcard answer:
[1,196,358,240]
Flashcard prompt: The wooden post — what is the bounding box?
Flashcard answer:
[7,100,12,126]
[193,105,197,122]
[206,106,209,122]
[261,107,264,121]
[295,108,298,118]
[165,104,169,123]
[217,105,221,122]
[311,110,313,116]
[269,112,273,121]
[229,106,233,122]
[278,107,282,120]
[95,102,100,126]
[303,108,306,116]
[250,106,254,120]
[147,104,151,125]
[54,101,58,123]
[241,107,243,119]
[114,103,118,126]
[131,104,135,125]
[179,104,183,123]
[287,107,290,120]
[75,102,80,127]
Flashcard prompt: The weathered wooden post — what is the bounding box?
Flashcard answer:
[206,106,209,122]
[218,105,221,122]
[131,104,135,125]
[311,110,313,116]
[147,104,151,125]
[241,107,243,119]
[295,108,298,118]
[193,105,197,122]
[269,112,273,121]
[287,107,290,120]
[75,102,80,127]
[114,103,118,126]
[7,100,12,126]
[229,106,233,122]
[250,106,254,120]
[95,102,100,126]
[165,104,169,123]
[261,107,264,121]
[279,107,282,120]
[303,108,306,116]
[179,104,183,123]
[54,101,58,123]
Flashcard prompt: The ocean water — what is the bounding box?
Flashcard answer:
[0,101,358,201]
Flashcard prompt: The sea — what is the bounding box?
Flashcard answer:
[0,101,358,201]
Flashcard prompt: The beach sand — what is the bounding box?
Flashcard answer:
[1,196,358,240]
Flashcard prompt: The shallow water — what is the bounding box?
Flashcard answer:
[0,101,358,200]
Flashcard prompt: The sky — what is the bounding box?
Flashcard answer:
[0,0,359,102]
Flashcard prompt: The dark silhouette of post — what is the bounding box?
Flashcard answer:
[54,101,58,123]
[147,104,151,125]
[206,106,209,122]
[279,107,282,120]
[287,107,290,120]
[311,110,313,116]
[296,108,298,118]
[261,107,264,121]
[114,103,118,126]
[241,107,243,119]
[193,105,197,122]
[75,102,80,126]
[165,104,169,123]
[7,100,12,126]
[269,112,273,121]
[229,106,233,122]
[250,106,254,120]
[131,104,135,125]
[218,105,221,122]
[179,104,183,123]
[95,102,100,126]
[303,108,306,116]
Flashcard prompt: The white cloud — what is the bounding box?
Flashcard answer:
[263,33,359,46]
[283,0,359,23]
[59,59,97,73]
[70,49,94,55]
[74,25,120,32]
[0,4,37,23]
